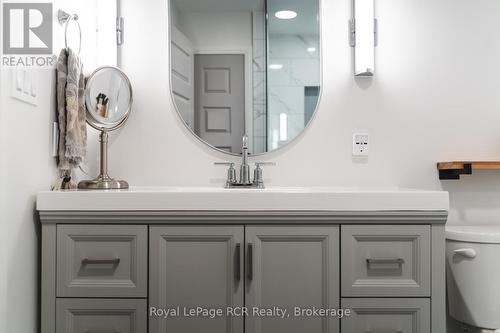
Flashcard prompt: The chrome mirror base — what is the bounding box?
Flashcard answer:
[77,130,129,190]
[78,177,129,190]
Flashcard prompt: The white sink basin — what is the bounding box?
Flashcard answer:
[36,186,449,212]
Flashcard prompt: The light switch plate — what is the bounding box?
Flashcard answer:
[11,68,38,106]
[352,132,369,156]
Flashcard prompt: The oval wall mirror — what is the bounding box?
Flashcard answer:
[169,0,321,155]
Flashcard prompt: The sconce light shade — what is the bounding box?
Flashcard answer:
[351,0,376,77]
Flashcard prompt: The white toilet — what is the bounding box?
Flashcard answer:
[446,226,500,333]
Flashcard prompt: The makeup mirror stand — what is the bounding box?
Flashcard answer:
[78,128,129,190]
[77,66,133,190]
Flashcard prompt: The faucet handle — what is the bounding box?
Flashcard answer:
[214,162,237,187]
[253,162,275,189]
[214,162,235,167]
[255,162,276,167]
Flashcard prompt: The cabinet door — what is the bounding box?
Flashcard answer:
[341,298,430,333]
[149,226,244,333]
[245,226,340,333]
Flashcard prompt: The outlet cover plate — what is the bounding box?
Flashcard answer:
[353,133,369,156]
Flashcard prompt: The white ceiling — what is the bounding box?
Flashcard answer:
[268,0,319,35]
[172,0,264,12]
[172,0,319,36]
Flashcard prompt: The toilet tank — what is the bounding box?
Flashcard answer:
[446,226,500,330]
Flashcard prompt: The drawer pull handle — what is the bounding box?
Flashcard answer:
[366,331,402,333]
[235,243,241,282]
[366,258,405,266]
[81,257,121,265]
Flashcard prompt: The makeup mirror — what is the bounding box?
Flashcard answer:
[78,66,133,190]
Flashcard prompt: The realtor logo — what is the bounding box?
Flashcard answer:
[2,3,53,55]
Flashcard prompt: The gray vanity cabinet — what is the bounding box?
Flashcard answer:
[39,211,447,333]
[149,226,244,333]
[245,226,340,333]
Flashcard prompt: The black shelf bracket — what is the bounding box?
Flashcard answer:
[439,163,472,180]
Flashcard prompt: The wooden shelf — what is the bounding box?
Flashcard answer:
[437,161,500,180]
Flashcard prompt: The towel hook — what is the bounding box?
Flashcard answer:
[57,9,81,55]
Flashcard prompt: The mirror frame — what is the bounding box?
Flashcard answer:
[85,66,134,131]
[167,0,323,156]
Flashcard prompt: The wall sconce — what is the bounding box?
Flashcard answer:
[350,0,377,77]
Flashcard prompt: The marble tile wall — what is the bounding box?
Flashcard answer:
[252,11,267,154]
[267,34,320,150]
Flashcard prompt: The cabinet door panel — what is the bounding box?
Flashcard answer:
[341,298,430,333]
[149,226,244,333]
[246,226,340,333]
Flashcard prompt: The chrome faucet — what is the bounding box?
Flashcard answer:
[239,135,252,185]
[215,135,275,189]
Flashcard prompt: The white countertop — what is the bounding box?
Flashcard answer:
[36,186,449,212]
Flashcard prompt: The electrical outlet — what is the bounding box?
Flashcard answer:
[352,133,369,156]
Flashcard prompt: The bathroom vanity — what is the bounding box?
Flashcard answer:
[37,187,449,333]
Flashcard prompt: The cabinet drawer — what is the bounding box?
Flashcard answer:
[341,298,430,333]
[341,225,430,297]
[56,298,147,333]
[57,225,147,297]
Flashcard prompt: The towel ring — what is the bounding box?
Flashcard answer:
[57,10,81,55]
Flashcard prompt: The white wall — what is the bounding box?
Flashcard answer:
[0,4,55,333]
[117,0,500,227]
[0,57,8,333]
[53,0,117,73]
[0,68,57,333]
[0,1,116,332]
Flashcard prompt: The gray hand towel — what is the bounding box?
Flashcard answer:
[57,48,87,172]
